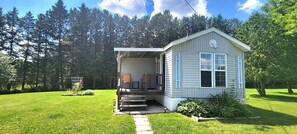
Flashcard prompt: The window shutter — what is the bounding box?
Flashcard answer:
[176,53,181,88]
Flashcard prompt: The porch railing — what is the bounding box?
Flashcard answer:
[117,73,164,91]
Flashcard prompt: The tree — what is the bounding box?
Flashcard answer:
[0,7,7,50]
[100,10,116,88]
[89,8,104,88]
[149,10,176,48]
[236,13,282,96]
[19,11,35,90]
[226,18,243,37]
[208,14,229,34]
[68,3,91,77]
[264,0,297,35]
[49,0,68,89]
[0,52,16,90]
[263,0,297,94]
[33,13,48,88]
[5,7,21,58]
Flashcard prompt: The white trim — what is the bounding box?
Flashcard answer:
[159,53,165,74]
[238,56,243,89]
[200,53,228,88]
[214,54,227,88]
[163,27,251,52]
[200,53,213,88]
[175,53,181,88]
[114,47,164,52]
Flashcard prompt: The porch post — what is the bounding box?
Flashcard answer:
[116,57,121,110]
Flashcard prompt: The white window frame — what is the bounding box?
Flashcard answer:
[175,53,181,88]
[200,53,213,88]
[214,53,227,88]
[200,53,227,88]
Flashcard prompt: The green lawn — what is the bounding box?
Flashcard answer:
[147,89,297,134]
[0,89,296,134]
[0,90,135,134]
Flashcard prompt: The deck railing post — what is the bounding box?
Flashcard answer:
[117,72,121,110]
[162,73,165,91]
[145,74,148,92]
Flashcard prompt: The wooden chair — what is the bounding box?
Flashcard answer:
[142,73,157,90]
[122,73,131,89]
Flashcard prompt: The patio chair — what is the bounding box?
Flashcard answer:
[141,74,149,90]
[122,73,131,89]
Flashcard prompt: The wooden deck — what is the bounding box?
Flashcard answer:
[117,88,164,95]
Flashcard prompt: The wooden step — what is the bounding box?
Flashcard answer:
[121,100,146,102]
[121,95,146,97]
[120,104,148,108]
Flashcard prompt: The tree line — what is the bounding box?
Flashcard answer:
[0,0,296,96]
[0,0,242,91]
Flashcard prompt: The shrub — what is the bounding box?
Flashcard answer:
[176,99,208,117]
[83,90,94,95]
[208,91,251,117]
[176,92,251,118]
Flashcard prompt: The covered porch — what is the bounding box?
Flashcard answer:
[114,48,165,111]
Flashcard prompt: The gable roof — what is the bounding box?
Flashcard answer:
[163,27,251,52]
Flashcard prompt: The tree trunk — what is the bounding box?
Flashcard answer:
[36,41,41,87]
[92,77,96,89]
[287,81,294,94]
[43,42,48,90]
[58,39,64,89]
[256,82,266,96]
[21,48,29,90]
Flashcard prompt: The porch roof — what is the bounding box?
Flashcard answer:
[114,48,164,58]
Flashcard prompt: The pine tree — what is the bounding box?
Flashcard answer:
[49,0,68,89]
[5,7,21,58]
[0,7,7,51]
[19,11,35,90]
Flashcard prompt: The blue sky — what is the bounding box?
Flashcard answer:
[0,0,266,21]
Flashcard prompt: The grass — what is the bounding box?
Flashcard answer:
[147,89,297,134]
[0,90,135,134]
[1,89,296,133]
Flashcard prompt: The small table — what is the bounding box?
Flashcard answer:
[132,81,139,89]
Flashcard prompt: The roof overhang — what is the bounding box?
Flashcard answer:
[114,48,164,58]
[164,27,251,52]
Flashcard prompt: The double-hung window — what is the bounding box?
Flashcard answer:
[215,54,226,87]
[200,53,212,87]
[200,53,226,87]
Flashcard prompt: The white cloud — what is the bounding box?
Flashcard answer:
[151,0,211,18]
[98,0,146,18]
[237,0,263,13]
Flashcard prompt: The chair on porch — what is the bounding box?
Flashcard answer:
[141,74,157,90]
[141,74,149,90]
[122,73,131,89]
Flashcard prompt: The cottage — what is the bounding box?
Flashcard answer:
[114,27,251,111]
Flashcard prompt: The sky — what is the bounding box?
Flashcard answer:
[0,0,266,21]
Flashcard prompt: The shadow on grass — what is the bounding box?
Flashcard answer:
[275,92,297,96]
[219,105,297,126]
[250,94,297,103]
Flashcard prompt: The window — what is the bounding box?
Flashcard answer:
[201,53,212,87]
[200,53,226,88]
[215,54,226,87]
[176,53,181,88]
